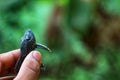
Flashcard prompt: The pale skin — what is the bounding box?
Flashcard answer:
[0,49,42,80]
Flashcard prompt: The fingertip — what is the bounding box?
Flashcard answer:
[11,49,20,60]
[32,51,42,64]
[15,51,42,80]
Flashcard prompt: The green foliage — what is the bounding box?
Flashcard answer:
[100,0,120,15]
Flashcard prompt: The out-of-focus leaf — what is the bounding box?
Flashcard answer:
[67,67,92,80]
[69,0,95,33]
[100,0,120,15]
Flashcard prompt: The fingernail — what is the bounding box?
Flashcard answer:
[32,51,41,62]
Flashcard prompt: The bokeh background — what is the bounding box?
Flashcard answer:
[0,0,120,80]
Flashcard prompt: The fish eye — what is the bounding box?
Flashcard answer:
[26,36,31,41]
[26,38,30,41]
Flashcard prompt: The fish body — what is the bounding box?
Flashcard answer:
[15,29,51,73]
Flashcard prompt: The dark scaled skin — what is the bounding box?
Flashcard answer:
[15,29,51,73]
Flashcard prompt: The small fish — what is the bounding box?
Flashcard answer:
[15,29,51,73]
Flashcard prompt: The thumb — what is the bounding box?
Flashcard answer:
[14,51,42,80]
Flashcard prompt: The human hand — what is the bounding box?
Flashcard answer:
[0,49,42,80]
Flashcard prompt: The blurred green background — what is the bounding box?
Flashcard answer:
[0,0,120,80]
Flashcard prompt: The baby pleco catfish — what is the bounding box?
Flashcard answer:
[15,29,51,73]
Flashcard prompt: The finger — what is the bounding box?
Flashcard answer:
[0,49,20,76]
[0,49,20,68]
[0,76,15,80]
[14,51,41,80]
